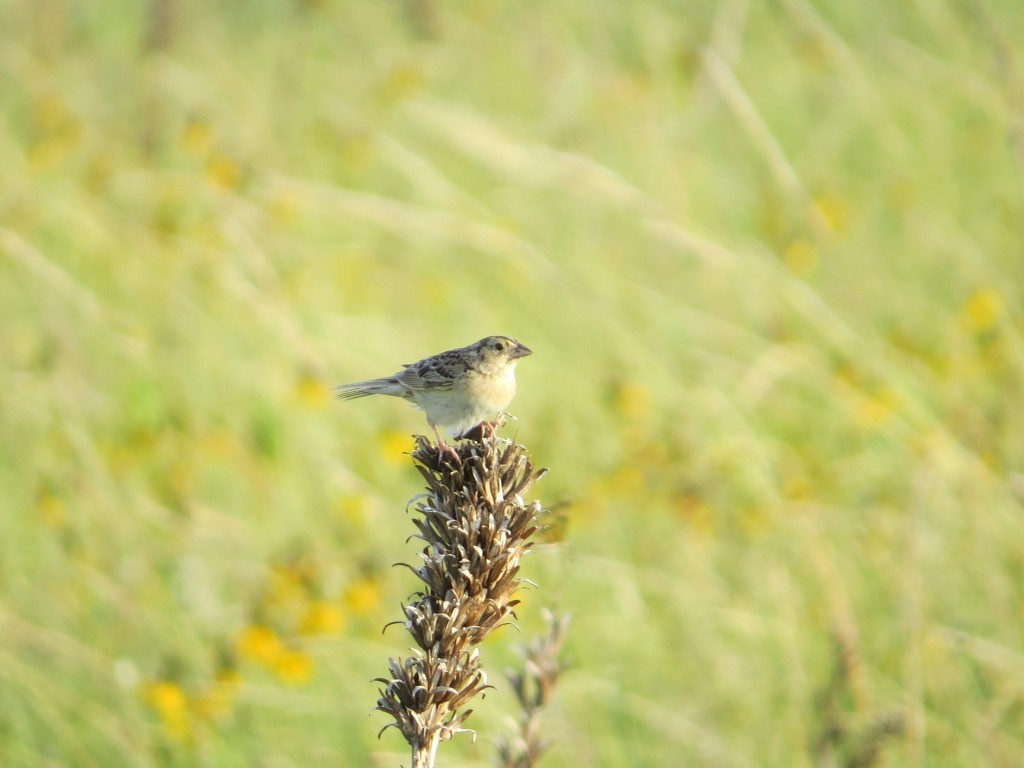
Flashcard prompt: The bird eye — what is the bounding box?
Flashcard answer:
[494,341,505,351]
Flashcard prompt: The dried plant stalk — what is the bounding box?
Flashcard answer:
[496,610,571,768]
[813,630,905,768]
[375,435,547,768]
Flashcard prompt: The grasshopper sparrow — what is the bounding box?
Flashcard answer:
[334,336,533,446]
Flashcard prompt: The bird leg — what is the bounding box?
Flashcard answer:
[431,423,462,464]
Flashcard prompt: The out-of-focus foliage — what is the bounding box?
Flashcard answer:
[3,1,1024,765]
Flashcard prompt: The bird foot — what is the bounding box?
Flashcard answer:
[437,440,462,465]
[458,422,498,441]
[431,425,463,465]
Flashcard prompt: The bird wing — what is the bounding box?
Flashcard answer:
[395,355,466,391]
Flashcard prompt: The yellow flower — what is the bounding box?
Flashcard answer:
[143,680,192,742]
[34,95,72,133]
[335,493,372,523]
[382,64,425,103]
[378,429,412,465]
[812,193,849,234]
[343,577,381,617]
[37,493,66,529]
[853,388,900,429]
[181,119,214,156]
[206,155,242,189]
[197,428,240,459]
[299,600,346,635]
[420,277,451,308]
[781,474,812,501]
[614,382,652,422]
[960,289,1002,334]
[741,504,771,535]
[608,463,644,494]
[294,372,329,408]
[236,624,284,666]
[27,139,72,171]
[27,95,80,171]
[273,648,314,686]
[782,239,818,277]
[164,458,196,501]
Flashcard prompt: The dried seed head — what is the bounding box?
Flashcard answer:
[376,435,548,765]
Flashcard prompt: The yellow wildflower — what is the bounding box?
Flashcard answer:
[273,648,314,686]
[236,624,284,666]
[143,680,192,742]
[300,600,346,635]
[378,430,412,465]
[37,493,66,529]
[853,388,900,429]
[960,289,1002,334]
[812,193,849,234]
[181,119,213,156]
[294,371,329,409]
[343,577,381,617]
[782,239,818,277]
[206,155,242,189]
[614,382,652,421]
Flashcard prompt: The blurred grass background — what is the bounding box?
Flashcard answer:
[3,0,1024,765]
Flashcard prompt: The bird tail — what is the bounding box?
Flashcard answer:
[333,377,400,400]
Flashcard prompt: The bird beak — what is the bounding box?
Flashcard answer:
[510,342,533,359]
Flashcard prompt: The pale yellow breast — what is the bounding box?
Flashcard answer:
[465,364,518,413]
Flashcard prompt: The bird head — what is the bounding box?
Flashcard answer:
[473,336,533,367]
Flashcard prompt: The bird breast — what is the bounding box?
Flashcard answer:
[468,364,517,412]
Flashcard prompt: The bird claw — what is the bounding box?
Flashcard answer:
[457,416,506,442]
[431,425,463,465]
[437,441,462,465]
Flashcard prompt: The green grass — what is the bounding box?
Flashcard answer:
[3,1,1024,765]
